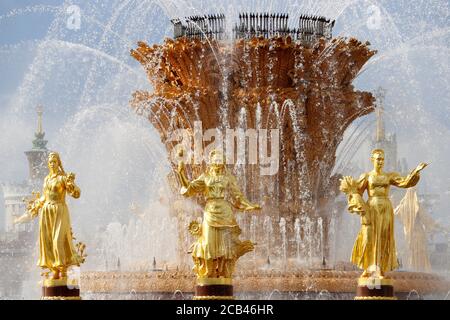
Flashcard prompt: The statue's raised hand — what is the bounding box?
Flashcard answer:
[177,149,186,172]
[175,148,190,188]
[415,162,428,172]
[67,172,76,183]
[411,163,428,177]
[66,172,76,190]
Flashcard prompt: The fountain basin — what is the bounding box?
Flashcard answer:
[80,270,450,300]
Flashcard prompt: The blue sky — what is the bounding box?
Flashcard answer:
[0,0,61,43]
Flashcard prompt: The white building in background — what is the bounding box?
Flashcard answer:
[0,107,49,236]
[0,182,30,234]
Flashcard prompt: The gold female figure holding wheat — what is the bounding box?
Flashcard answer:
[340,149,427,279]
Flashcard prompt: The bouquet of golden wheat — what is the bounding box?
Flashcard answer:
[339,176,369,221]
[339,176,358,194]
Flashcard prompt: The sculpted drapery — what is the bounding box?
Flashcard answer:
[340,149,427,278]
[177,150,260,278]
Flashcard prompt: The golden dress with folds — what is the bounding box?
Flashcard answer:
[37,174,82,270]
[348,171,420,273]
[181,171,254,278]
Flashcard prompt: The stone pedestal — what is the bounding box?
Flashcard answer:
[193,278,234,300]
[41,278,81,300]
[354,278,397,300]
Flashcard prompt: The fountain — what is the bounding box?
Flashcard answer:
[79,11,450,299]
[1,1,450,300]
[130,13,375,263]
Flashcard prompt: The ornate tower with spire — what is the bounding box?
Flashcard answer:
[1,107,49,233]
[24,106,49,186]
[372,87,399,172]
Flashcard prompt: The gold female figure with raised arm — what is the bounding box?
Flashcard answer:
[340,149,427,279]
[177,149,261,279]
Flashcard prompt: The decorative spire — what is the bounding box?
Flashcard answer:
[375,106,385,142]
[32,105,48,150]
[375,87,386,142]
[36,105,43,135]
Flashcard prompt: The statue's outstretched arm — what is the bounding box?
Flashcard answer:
[229,174,261,211]
[390,163,428,188]
[176,161,206,198]
[14,192,44,224]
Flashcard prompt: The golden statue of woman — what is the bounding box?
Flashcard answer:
[15,152,86,280]
[176,149,261,279]
[340,149,427,278]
